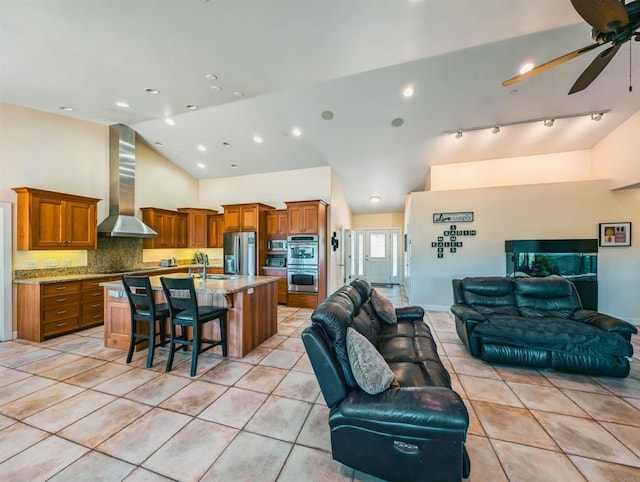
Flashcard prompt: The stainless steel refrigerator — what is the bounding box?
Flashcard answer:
[223,231,256,275]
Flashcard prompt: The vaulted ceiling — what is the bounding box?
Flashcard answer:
[2,1,639,213]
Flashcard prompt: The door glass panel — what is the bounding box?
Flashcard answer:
[358,233,364,275]
[369,233,385,258]
[392,232,398,277]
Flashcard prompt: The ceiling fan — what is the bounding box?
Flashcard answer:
[503,0,640,94]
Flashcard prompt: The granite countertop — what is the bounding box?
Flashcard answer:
[13,262,225,285]
[101,273,281,294]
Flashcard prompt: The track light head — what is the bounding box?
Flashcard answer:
[544,118,555,127]
[591,112,603,121]
[492,126,500,134]
[455,131,463,139]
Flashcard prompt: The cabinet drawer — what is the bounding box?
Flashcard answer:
[43,317,79,336]
[42,292,80,309]
[81,311,104,326]
[43,305,80,323]
[43,282,80,296]
[82,300,104,314]
[81,289,103,302]
[81,279,107,290]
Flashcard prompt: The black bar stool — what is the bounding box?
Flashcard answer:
[160,276,228,377]
[121,275,170,368]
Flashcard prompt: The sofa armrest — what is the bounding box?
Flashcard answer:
[451,304,486,323]
[572,309,638,340]
[395,306,424,322]
[330,386,469,441]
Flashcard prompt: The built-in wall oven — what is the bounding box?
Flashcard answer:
[288,266,319,293]
[287,235,319,266]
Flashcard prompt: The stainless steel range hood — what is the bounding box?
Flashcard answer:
[97,124,157,238]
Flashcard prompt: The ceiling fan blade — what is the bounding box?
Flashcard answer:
[503,43,601,87]
[569,43,621,94]
[570,0,629,32]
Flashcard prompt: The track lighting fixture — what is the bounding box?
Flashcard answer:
[444,110,608,138]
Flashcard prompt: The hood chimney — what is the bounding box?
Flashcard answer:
[97,124,157,238]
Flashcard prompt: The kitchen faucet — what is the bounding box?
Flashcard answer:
[202,254,209,279]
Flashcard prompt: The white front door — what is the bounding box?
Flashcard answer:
[364,231,391,284]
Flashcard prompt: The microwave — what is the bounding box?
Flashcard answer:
[266,257,286,268]
[268,239,287,252]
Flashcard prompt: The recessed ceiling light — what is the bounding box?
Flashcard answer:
[197,144,207,152]
[391,118,404,127]
[211,85,222,92]
[205,73,218,80]
[186,104,197,110]
[519,62,535,75]
[402,86,415,98]
[231,164,238,168]
[165,118,176,126]
[144,88,160,94]
[321,110,334,120]
[197,162,206,168]
[154,141,164,147]
[59,106,74,111]
[116,101,130,108]
[223,142,231,148]
[369,195,382,204]
[291,127,302,137]
[233,91,244,97]
[253,135,263,144]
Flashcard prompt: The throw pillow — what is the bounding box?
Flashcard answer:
[370,289,397,324]
[346,327,395,395]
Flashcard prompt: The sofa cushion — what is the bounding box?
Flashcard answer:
[514,277,581,318]
[351,309,378,346]
[378,321,433,339]
[378,331,441,364]
[388,361,452,388]
[346,327,396,395]
[461,277,519,316]
[370,289,397,324]
[361,302,382,334]
[473,315,633,357]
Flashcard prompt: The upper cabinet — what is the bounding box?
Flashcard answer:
[177,208,218,248]
[141,207,179,249]
[13,187,100,250]
[286,200,327,235]
[207,214,224,248]
[267,210,288,237]
[222,203,273,232]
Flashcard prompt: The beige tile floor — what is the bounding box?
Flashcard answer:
[1,286,639,481]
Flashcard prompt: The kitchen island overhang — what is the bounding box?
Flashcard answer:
[101,273,280,358]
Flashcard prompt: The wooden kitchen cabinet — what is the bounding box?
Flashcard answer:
[178,208,218,248]
[207,214,224,248]
[13,187,100,250]
[141,207,178,249]
[286,200,327,235]
[222,203,273,232]
[266,210,288,237]
[263,267,288,304]
[176,212,188,248]
[16,276,115,342]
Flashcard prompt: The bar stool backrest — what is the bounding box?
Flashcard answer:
[160,276,199,319]
[122,275,156,319]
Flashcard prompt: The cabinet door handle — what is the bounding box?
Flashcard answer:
[92,292,100,297]
[56,298,67,302]
[56,323,67,327]
[92,314,101,319]
[56,310,67,315]
[92,303,101,308]
[56,287,67,290]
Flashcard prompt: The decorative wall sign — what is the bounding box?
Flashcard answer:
[433,211,474,223]
[599,222,632,247]
[430,224,476,259]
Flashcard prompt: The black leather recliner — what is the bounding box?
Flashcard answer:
[302,277,470,482]
[452,276,637,377]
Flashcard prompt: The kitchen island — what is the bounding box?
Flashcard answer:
[101,273,279,358]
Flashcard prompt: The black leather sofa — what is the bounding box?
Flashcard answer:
[302,277,470,482]
[452,276,637,377]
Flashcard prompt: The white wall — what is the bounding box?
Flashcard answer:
[199,166,332,210]
[592,111,640,190]
[408,179,640,323]
[328,170,352,292]
[430,150,594,191]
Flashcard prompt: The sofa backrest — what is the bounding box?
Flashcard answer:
[459,277,520,316]
[350,276,372,301]
[310,285,361,390]
[513,276,582,318]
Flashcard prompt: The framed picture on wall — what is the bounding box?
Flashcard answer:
[599,222,632,247]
